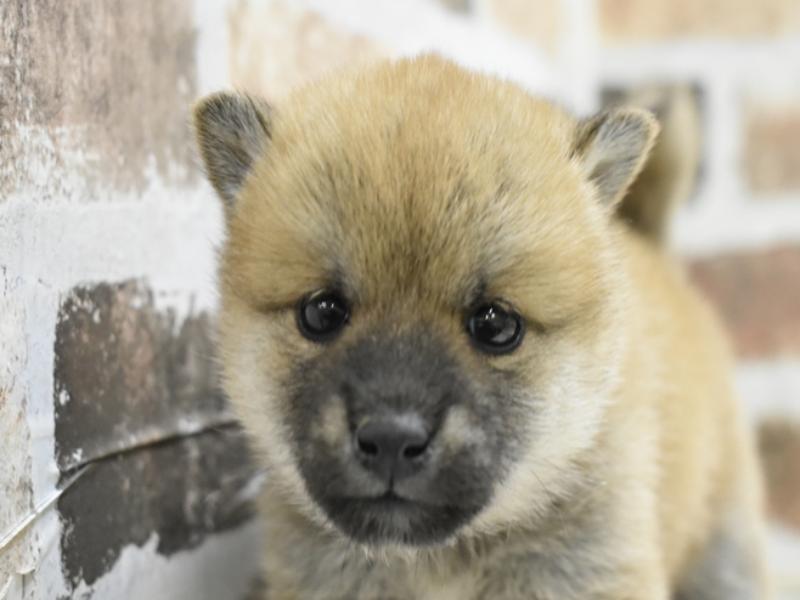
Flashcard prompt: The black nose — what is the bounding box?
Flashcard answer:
[355,416,431,483]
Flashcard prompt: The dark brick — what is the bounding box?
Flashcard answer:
[758,420,800,531]
[58,427,259,588]
[53,280,262,589]
[688,246,800,358]
[0,0,197,199]
[53,280,228,471]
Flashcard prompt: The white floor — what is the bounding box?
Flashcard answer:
[768,525,800,599]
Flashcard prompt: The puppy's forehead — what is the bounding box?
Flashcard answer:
[230,58,600,309]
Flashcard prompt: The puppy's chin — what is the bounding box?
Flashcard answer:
[318,493,484,547]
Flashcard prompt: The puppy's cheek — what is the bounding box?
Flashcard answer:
[467,338,615,534]
[446,374,535,504]
[219,311,315,505]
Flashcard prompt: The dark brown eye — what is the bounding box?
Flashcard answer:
[466,301,524,354]
[297,290,350,342]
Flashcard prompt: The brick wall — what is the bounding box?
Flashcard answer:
[2,0,798,597]
[0,1,262,597]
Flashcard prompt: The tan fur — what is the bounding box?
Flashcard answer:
[195,56,769,599]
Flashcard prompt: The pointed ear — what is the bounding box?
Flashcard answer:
[192,92,273,206]
[573,108,659,208]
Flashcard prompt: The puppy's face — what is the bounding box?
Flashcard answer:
[195,57,656,548]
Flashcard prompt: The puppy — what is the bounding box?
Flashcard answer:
[193,56,769,599]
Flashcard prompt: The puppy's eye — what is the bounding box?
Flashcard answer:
[466,301,524,354]
[297,290,350,342]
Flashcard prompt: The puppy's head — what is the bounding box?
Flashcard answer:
[194,56,657,548]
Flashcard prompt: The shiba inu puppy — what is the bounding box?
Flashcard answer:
[193,56,769,599]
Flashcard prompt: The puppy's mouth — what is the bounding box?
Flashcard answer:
[322,490,477,546]
[340,490,440,511]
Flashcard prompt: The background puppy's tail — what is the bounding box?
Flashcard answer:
[615,85,702,246]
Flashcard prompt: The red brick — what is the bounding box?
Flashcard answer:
[688,246,800,358]
[228,0,384,101]
[744,105,800,194]
[484,0,563,54]
[599,0,800,42]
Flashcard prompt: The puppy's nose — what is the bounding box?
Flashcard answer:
[355,416,431,483]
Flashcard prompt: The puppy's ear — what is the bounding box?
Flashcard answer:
[573,108,659,208]
[193,92,273,206]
